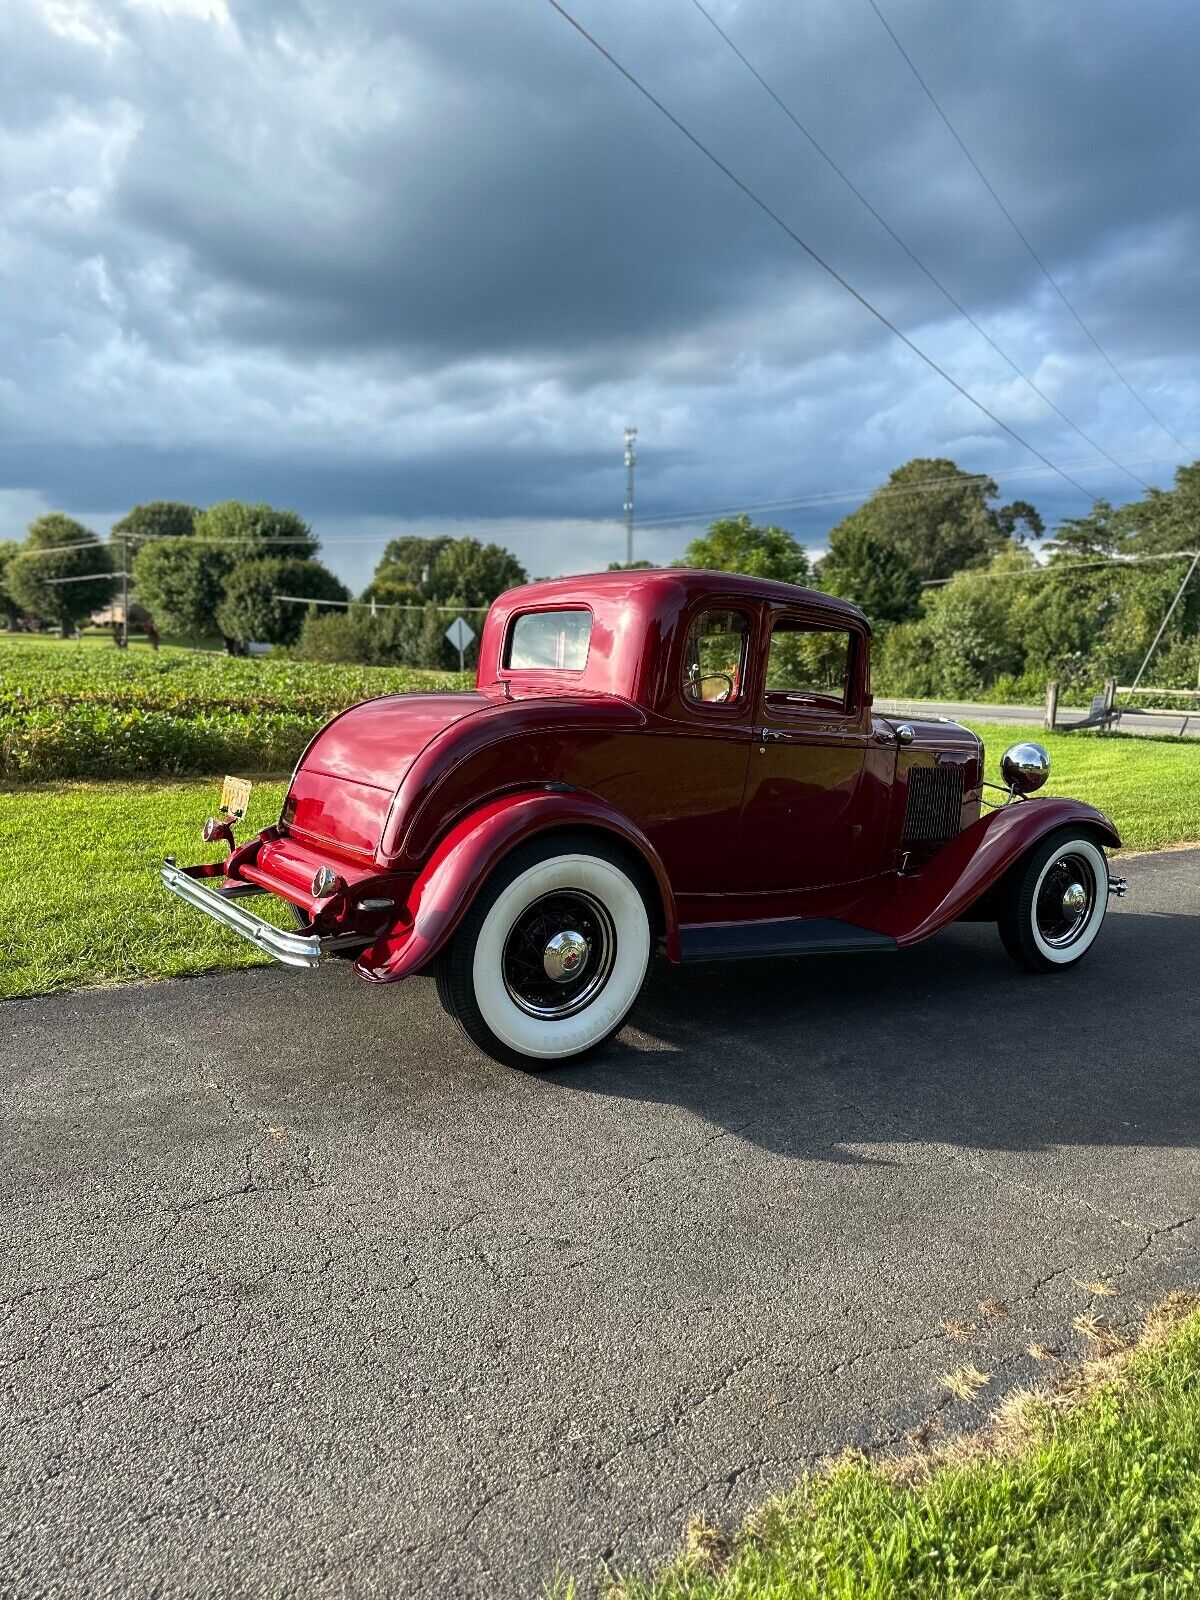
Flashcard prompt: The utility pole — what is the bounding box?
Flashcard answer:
[623,425,637,567]
[120,534,129,648]
[1126,550,1200,701]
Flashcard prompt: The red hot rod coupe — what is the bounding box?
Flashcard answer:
[163,570,1126,1066]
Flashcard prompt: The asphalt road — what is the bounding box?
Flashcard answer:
[3,851,1199,1599]
[874,696,1200,737]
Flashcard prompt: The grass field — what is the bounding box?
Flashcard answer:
[0,635,469,780]
[587,1296,1200,1600]
[0,724,1193,1001]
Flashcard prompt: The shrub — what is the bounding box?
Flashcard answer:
[216,557,349,648]
[295,607,425,666]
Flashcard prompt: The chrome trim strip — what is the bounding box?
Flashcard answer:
[160,860,323,969]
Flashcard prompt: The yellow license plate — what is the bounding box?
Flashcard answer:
[220,775,253,820]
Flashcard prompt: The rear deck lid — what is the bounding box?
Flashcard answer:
[282,691,489,859]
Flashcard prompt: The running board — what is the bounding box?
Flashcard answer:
[678,917,897,963]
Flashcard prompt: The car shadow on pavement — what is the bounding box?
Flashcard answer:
[551,908,1200,1164]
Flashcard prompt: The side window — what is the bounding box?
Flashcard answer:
[682,609,749,705]
[765,620,853,714]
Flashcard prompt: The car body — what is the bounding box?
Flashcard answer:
[163,569,1125,1065]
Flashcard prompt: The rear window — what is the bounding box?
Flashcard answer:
[505,609,592,671]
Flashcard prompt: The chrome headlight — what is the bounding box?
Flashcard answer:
[1000,741,1050,795]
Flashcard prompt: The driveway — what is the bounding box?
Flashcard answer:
[3,850,1198,1598]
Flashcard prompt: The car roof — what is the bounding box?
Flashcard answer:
[494,567,868,627]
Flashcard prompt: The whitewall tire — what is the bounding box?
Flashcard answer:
[998,829,1110,973]
[435,834,653,1067]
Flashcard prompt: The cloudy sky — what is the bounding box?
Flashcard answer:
[2,0,1197,590]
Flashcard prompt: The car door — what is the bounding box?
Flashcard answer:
[637,599,757,896]
[735,607,885,893]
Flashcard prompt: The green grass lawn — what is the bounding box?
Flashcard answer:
[962,723,1200,851]
[0,777,287,1000]
[0,724,1194,1002]
[588,1297,1200,1600]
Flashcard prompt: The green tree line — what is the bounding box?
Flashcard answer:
[3,458,1196,693]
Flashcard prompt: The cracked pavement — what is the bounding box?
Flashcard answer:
[2,847,1198,1598]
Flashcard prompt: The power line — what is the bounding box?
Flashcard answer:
[40,570,133,584]
[274,594,489,614]
[17,535,316,559]
[542,0,1098,504]
[919,548,1198,588]
[631,449,1178,529]
[684,0,1152,493]
[864,0,1193,456]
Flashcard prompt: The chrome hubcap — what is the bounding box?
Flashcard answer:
[543,929,589,983]
[1036,854,1097,949]
[502,890,616,1019]
[1061,882,1087,917]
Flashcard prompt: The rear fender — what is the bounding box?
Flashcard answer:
[871,796,1120,946]
[355,788,679,984]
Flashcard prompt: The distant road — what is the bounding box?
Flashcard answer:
[875,696,1200,739]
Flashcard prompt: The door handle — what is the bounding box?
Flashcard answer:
[759,728,787,742]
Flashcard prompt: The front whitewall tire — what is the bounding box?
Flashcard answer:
[1027,837,1108,965]
[998,828,1111,974]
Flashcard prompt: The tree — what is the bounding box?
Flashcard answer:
[132,538,236,644]
[827,458,1032,584]
[111,501,197,544]
[607,560,657,571]
[6,514,116,636]
[818,522,921,625]
[0,540,20,628]
[194,500,319,560]
[216,557,349,648]
[367,536,526,610]
[359,573,423,609]
[374,536,453,592]
[681,515,809,585]
[920,552,1028,696]
[427,539,526,607]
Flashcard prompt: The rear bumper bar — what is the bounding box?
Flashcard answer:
[161,857,323,969]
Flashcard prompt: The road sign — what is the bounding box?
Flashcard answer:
[445,616,476,670]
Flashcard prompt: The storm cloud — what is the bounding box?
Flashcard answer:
[2,0,1196,587]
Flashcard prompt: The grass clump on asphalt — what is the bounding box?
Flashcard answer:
[0,777,287,999]
[590,1295,1200,1600]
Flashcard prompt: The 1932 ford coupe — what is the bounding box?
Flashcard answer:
[162,570,1126,1066]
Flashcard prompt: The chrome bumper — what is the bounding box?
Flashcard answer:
[160,857,322,969]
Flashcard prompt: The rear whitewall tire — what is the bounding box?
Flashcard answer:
[436,837,653,1067]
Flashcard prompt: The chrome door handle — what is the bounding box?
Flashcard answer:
[759,728,787,742]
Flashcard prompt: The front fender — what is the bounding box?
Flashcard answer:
[867,795,1120,946]
[355,788,679,984]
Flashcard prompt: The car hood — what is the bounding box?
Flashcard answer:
[282,691,490,858]
[874,712,981,748]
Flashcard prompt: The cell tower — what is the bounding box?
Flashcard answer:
[623,425,637,566]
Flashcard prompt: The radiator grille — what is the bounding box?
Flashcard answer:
[902,765,964,844]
